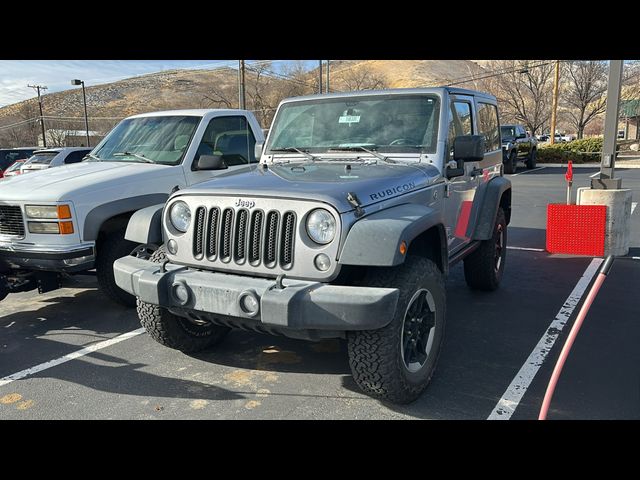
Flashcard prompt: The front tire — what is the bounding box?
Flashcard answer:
[504,151,517,174]
[137,247,230,352]
[464,207,507,291]
[347,256,446,404]
[96,229,137,307]
[526,148,537,169]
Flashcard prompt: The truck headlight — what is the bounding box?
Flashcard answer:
[25,204,72,219]
[306,208,336,245]
[169,201,191,233]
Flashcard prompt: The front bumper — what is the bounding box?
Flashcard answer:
[114,255,400,332]
[0,241,95,272]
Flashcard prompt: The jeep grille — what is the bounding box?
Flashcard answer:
[192,205,296,270]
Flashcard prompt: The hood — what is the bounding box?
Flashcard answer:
[177,161,441,213]
[0,161,177,202]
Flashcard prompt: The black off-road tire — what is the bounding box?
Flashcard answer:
[96,229,138,307]
[137,246,229,352]
[504,151,517,174]
[464,207,507,291]
[347,256,446,404]
[526,148,537,169]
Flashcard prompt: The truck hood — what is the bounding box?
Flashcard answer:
[176,161,442,213]
[0,161,177,202]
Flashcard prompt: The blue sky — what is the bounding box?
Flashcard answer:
[0,60,313,108]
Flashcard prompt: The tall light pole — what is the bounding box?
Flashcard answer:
[238,60,246,109]
[71,79,90,147]
[27,84,47,147]
[326,60,330,93]
[549,60,561,145]
[318,60,323,94]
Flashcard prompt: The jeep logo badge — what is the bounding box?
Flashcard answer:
[235,199,255,209]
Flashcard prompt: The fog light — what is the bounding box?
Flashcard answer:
[314,253,331,271]
[167,239,178,254]
[238,290,260,317]
[171,281,190,306]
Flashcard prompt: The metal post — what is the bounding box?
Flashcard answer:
[81,82,90,147]
[28,84,47,147]
[318,60,323,94]
[238,60,246,109]
[549,60,560,145]
[593,60,624,189]
[326,60,330,93]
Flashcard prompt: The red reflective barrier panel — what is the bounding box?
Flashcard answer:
[546,204,606,256]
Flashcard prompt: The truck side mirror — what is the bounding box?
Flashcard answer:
[453,135,484,162]
[254,141,264,161]
[517,133,527,139]
[196,154,228,171]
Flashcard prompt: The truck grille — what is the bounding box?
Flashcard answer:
[193,207,296,270]
[0,206,25,237]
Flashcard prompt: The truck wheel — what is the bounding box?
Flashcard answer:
[347,256,446,404]
[137,247,230,353]
[96,229,137,307]
[504,151,517,174]
[463,207,507,291]
[526,148,537,169]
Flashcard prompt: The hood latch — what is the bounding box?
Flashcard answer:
[347,192,365,218]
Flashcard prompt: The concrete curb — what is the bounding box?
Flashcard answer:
[538,163,640,169]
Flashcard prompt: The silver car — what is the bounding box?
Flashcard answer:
[20,147,92,174]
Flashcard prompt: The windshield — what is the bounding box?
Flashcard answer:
[267,94,440,156]
[92,115,201,165]
[501,126,516,140]
[27,152,58,165]
[5,161,24,173]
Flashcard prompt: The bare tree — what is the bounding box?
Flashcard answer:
[480,60,554,135]
[202,84,236,109]
[335,64,388,92]
[560,60,608,139]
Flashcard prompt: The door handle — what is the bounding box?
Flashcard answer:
[469,167,483,178]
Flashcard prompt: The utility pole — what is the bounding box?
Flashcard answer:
[27,84,47,147]
[72,79,90,147]
[238,60,246,109]
[593,60,624,189]
[549,60,560,145]
[326,60,330,93]
[318,60,323,94]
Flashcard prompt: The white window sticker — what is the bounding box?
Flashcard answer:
[339,115,361,124]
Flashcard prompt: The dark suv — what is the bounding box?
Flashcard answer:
[500,125,537,174]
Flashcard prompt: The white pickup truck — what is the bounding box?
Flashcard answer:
[0,109,265,306]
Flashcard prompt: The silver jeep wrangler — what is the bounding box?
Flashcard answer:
[114,88,511,403]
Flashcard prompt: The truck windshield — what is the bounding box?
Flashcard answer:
[500,126,517,140]
[27,152,58,165]
[92,115,201,165]
[267,94,440,156]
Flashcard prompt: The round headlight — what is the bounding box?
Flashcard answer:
[169,201,191,233]
[306,209,336,245]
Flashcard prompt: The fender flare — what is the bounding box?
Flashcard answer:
[124,204,165,245]
[338,203,446,267]
[467,176,511,241]
[83,194,169,241]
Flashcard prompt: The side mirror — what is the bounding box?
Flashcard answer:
[196,154,228,171]
[453,135,485,163]
[517,133,527,139]
[254,141,264,161]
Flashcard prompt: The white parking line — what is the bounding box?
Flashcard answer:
[507,246,546,252]
[0,328,145,388]
[509,167,545,176]
[487,258,603,420]
[632,202,637,215]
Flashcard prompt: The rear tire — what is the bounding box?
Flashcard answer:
[526,148,537,169]
[504,151,516,174]
[137,247,230,353]
[96,229,137,307]
[464,208,507,291]
[347,256,446,404]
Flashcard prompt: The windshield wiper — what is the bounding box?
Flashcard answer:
[270,147,318,161]
[84,153,101,161]
[113,151,154,163]
[328,145,392,163]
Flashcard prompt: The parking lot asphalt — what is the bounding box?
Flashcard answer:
[1,165,638,419]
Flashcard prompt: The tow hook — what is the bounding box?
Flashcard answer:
[274,273,286,290]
